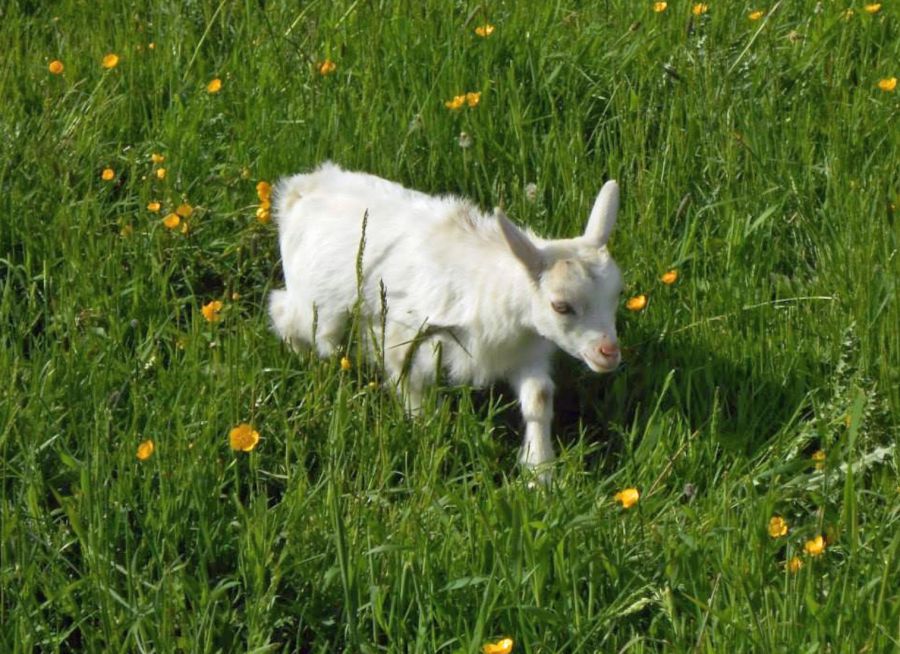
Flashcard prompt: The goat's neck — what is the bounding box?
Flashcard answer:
[470,265,539,343]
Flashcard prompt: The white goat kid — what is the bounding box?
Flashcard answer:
[269,162,623,477]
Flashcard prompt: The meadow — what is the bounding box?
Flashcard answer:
[1,0,898,651]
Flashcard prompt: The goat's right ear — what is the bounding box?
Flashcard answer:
[496,208,543,281]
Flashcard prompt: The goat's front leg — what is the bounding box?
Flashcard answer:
[513,372,555,479]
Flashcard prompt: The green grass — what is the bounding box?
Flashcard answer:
[2,0,899,651]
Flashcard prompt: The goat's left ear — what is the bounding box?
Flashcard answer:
[584,180,619,247]
[496,208,543,281]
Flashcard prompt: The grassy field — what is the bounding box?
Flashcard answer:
[2,0,899,651]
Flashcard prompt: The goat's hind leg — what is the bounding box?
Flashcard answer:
[269,289,346,356]
[269,289,309,351]
[312,307,347,357]
[381,323,435,416]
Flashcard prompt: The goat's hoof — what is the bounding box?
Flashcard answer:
[523,466,553,490]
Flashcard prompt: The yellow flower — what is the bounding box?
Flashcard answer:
[155,167,167,180]
[256,206,271,224]
[136,439,155,461]
[318,58,336,76]
[877,77,897,92]
[660,270,678,285]
[811,449,826,470]
[229,423,260,452]
[201,300,224,323]
[101,53,120,69]
[48,59,64,74]
[175,202,193,218]
[482,638,514,654]
[101,168,115,181]
[614,487,640,509]
[207,78,222,93]
[787,556,803,573]
[340,356,351,371]
[148,42,156,50]
[445,94,466,110]
[475,24,495,37]
[257,180,272,202]
[151,153,165,164]
[147,201,161,212]
[864,3,881,13]
[843,8,855,20]
[768,516,788,538]
[804,535,826,557]
[653,2,668,12]
[443,92,482,111]
[162,213,181,229]
[625,294,647,311]
[748,10,764,21]
[692,4,709,16]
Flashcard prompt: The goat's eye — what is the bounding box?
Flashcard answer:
[551,300,575,315]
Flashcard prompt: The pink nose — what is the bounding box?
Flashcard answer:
[599,342,620,358]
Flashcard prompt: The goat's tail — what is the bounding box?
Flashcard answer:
[273,174,307,224]
[274,162,341,224]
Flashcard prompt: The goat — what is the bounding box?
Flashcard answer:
[269,162,623,478]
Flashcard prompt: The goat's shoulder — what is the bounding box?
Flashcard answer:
[432,199,511,247]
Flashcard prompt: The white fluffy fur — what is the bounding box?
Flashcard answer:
[270,162,623,477]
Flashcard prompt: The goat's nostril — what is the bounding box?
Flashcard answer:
[599,343,620,357]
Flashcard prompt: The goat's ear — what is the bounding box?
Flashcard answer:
[496,208,543,280]
[584,180,619,247]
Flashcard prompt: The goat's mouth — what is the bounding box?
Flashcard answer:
[581,351,620,373]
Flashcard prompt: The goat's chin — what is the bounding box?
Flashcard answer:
[581,353,620,374]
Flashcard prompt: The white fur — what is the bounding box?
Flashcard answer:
[270,162,623,478]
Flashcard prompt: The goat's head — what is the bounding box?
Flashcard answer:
[498,180,623,372]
